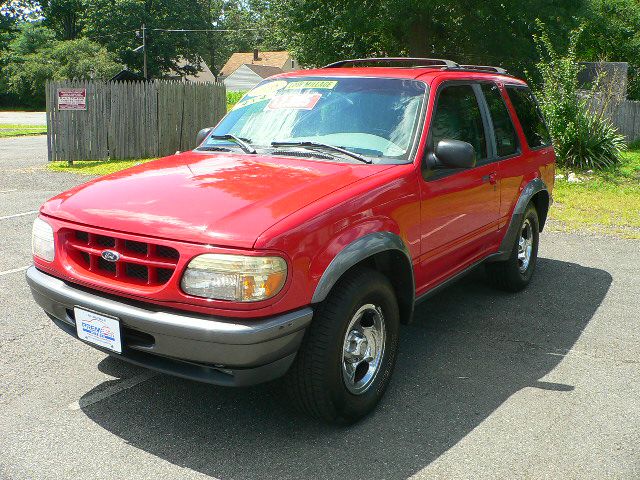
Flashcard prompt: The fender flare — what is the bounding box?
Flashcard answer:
[488,177,548,262]
[311,231,414,305]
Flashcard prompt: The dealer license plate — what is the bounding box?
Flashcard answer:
[74,307,122,353]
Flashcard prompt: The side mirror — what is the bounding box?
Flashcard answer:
[431,139,476,169]
[195,127,213,147]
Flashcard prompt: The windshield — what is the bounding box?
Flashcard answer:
[202,77,427,163]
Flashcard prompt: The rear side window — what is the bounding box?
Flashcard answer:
[481,83,519,157]
[506,86,551,149]
[431,84,487,160]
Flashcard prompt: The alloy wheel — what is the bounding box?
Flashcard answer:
[341,304,386,395]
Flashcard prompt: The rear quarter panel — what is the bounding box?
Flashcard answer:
[497,82,555,227]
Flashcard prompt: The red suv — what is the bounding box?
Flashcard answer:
[27,58,555,424]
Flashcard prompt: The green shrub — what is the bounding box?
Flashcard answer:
[226,90,247,110]
[555,110,626,170]
[533,21,626,170]
[2,23,121,108]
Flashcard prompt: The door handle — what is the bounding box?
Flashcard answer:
[482,172,498,184]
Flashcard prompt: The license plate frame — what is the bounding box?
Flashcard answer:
[74,307,122,354]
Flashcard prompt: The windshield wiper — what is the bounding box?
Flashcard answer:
[271,141,372,164]
[197,146,233,152]
[211,134,256,154]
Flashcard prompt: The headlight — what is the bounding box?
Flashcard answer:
[181,254,287,302]
[32,217,55,262]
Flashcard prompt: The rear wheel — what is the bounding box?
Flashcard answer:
[486,203,540,292]
[284,268,400,424]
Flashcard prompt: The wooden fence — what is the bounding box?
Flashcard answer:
[46,80,226,162]
[584,94,640,142]
[607,99,640,141]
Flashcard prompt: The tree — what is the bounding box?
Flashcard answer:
[0,18,54,105]
[2,22,121,106]
[271,0,392,67]
[578,0,640,99]
[271,0,585,74]
[533,21,626,170]
[40,0,83,39]
[205,0,286,75]
[82,0,212,79]
[0,6,19,105]
[0,0,42,22]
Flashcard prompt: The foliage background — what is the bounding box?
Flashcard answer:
[1,0,640,107]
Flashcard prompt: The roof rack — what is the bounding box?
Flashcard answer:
[323,57,460,69]
[322,57,509,75]
[458,64,508,75]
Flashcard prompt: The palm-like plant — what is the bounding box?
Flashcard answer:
[533,21,627,170]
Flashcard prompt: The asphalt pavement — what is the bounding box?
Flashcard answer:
[1,135,638,479]
[0,111,47,126]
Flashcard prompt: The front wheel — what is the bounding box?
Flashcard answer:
[284,268,400,424]
[486,203,540,292]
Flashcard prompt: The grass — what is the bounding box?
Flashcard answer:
[47,158,156,176]
[227,90,247,111]
[0,123,47,138]
[548,149,640,238]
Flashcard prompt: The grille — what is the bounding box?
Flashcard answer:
[65,229,179,286]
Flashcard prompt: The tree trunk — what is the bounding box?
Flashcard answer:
[407,20,430,57]
[62,15,77,40]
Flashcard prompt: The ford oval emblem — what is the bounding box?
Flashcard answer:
[101,250,120,262]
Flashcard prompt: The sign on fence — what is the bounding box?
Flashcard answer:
[46,80,227,162]
[57,88,87,111]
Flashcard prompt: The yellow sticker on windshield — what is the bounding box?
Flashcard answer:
[233,96,268,110]
[284,80,338,90]
[247,80,287,97]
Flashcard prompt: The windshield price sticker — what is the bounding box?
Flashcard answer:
[233,96,268,110]
[233,80,289,110]
[266,93,322,110]
[247,80,287,97]
[284,80,338,90]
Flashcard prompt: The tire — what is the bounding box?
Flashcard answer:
[284,268,400,424]
[486,203,540,292]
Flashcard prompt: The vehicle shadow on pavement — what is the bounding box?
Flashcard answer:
[80,257,612,479]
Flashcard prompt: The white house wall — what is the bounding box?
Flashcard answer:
[224,66,263,91]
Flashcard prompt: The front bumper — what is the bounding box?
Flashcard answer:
[26,267,312,386]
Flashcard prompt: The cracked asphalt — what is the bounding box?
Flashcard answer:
[1,136,639,479]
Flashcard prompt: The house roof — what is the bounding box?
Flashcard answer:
[220,51,291,78]
[110,69,145,82]
[179,57,217,83]
[243,64,284,78]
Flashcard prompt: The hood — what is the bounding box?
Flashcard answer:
[41,151,387,248]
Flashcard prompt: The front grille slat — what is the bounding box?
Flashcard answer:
[76,231,89,243]
[98,256,116,274]
[64,229,179,287]
[126,263,149,282]
[156,245,179,260]
[125,240,148,256]
[157,268,174,284]
[97,235,116,248]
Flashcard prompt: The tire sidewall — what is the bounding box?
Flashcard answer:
[324,274,400,422]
